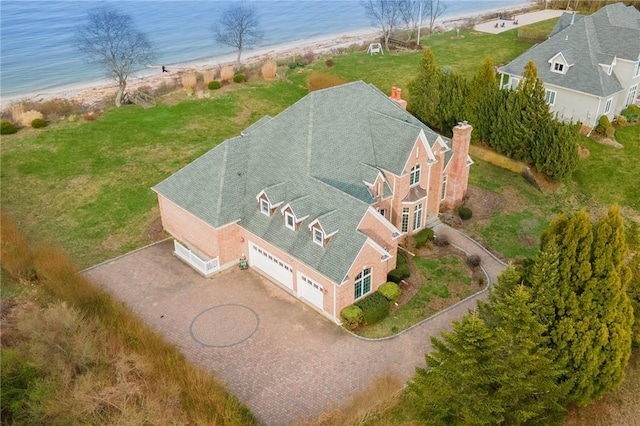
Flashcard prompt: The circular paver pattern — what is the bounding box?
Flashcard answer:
[190,304,259,347]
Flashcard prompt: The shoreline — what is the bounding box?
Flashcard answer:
[0,1,535,109]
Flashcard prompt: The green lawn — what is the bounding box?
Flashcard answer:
[357,255,474,338]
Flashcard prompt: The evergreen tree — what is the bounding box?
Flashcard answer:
[408,47,440,129]
[485,283,567,424]
[533,120,579,181]
[435,68,469,136]
[628,254,640,348]
[531,208,634,406]
[489,89,519,156]
[516,61,551,163]
[465,57,498,143]
[410,313,505,425]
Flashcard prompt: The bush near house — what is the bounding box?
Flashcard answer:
[621,104,640,123]
[378,282,401,303]
[596,114,611,134]
[340,305,364,330]
[458,206,473,220]
[387,252,410,283]
[414,228,435,248]
[356,291,391,325]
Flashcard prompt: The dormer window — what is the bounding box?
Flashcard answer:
[409,164,421,186]
[260,199,271,216]
[313,228,324,246]
[285,211,295,230]
[553,62,564,73]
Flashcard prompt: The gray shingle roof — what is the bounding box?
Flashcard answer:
[500,3,640,98]
[153,81,452,284]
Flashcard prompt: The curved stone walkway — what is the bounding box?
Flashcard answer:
[85,228,506,426]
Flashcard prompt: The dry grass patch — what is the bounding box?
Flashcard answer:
[261,59,278,80]
[220,66,235,82]
[181,73,197,89]
[306,72,347,92]
[304,374,403,426]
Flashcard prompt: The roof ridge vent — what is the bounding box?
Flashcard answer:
[570,11,575,25]
[565,34,569,41]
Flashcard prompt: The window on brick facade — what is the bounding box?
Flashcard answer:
[441,174,448,200]
[354,267,372,299]
[413,203,423,231]
[409,164,421,186]
[401,207,410,233]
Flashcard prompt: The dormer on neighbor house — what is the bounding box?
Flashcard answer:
[548,51,573,74]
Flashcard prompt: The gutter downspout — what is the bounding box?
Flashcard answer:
[587,96,602,137]
[333,282,338,324]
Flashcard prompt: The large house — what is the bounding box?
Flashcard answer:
[152,81,472,323]
[499,3,640,127]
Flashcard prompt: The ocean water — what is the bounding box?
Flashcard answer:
[0,0,518,99]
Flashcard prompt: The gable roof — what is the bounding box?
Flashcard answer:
[153,81,452,284]
[500,3,640,98]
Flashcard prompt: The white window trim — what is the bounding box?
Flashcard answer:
[441,174,448,201]
[626,84,638,107]
[401,207,410,233]
[510,77,519,90]
[413,203,423,231]
[285,211,295,230]
[551,62,566,74]
[354,267,372,300]
[313,227,324,246]
[409,164,421,186]
[260,199,271,216]
[634,61,640,78]
[545,89,557,106]
[604,98,613,114]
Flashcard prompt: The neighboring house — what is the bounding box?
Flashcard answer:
[499,3,640,127]
[152,81,472,323]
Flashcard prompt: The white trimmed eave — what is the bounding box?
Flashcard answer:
[358,206,403,239]
[366,238,393,261]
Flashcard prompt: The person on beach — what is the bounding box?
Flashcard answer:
[162,66,168,73]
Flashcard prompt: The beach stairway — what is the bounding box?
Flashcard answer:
[129,90,156,109]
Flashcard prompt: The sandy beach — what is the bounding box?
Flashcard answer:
[0,1,537,109]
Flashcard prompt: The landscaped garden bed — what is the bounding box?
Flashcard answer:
[354,244,486,339]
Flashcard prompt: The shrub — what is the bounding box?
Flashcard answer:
[605,126,616,138]
[181,73,197,89]
[16,110,44,127]
[1,120,18,135]
[202,69,215,83]
[233,74,246,83]
[414,228,435,248]
[67,114,78,122]
[261,60,277,80]
[378,282,401,303]
[306,72,347,92]
[355,292,390,325]
[595,114,611,134]
[31,118,47,128]
[208,80,222,90]
[615,115,628,127]
[340,305,364,330]
[325,59,334,67]
[288,62,298,69]
[83,113,96,121]
[435,234,450,246]
[458,206,473,220]
[220,66,235,82]
[387,253,410,283]
[302,51,315,65]
[467,254,481,267]
[621,104,640,122]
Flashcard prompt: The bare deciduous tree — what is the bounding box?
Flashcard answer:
[212,3,263,69]
[75,6,156,107]
[360,0,401,50]
[427,0,447,34]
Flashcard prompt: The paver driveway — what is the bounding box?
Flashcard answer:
[85,231,504,426]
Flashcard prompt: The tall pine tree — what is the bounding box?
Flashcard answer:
[410,313,505,425]
[435,68,469,136]
[466,57,498,143]
[516,61,552,163]
[408,47,440,129]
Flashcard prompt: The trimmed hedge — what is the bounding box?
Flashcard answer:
[387,252,410,283]
[378,282,401,302]
[31,118,47,128]
[458,206,473,220]
[340,305,363,330]
[355,291,390,325]
[414,228,435,248]
[208,80,221,90]
[233,74,246,83]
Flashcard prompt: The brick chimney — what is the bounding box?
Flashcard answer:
[446,121,473,208]
[390,86,407,110]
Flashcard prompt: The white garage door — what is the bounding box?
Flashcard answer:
[249,242,293,290]
[298,273,324,310]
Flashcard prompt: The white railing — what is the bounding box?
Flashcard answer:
[174,240,220,275]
